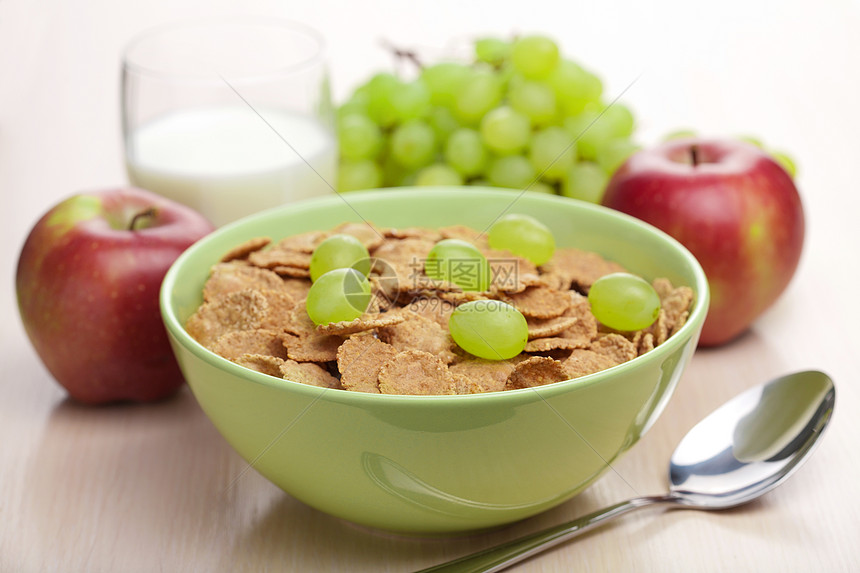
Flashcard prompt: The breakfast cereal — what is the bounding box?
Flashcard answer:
[505,356,571,390]
[336,333,397,394]
[378,349,456,396]
[210,329,288,362]
[203,264,286,301]
[219,237,271,263]
[185,221,694,395]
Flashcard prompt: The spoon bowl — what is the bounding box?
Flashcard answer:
[669,370,834,509]
[420,370,835,572]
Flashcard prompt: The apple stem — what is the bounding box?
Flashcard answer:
[690,145,700,167]
[129,208,157,231]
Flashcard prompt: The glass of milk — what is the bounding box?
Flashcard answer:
[122,18,337,226]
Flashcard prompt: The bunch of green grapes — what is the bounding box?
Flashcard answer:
[336,35,639,203]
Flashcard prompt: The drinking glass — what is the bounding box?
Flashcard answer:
[122,18,335,226]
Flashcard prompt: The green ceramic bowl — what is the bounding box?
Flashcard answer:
[160,187,708,534]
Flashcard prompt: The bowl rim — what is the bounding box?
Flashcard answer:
[160,187,709,406]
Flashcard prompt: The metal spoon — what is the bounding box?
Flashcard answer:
[418,370,835,573]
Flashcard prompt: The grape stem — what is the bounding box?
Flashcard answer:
[689,145,700,167]
[380,39,423,71]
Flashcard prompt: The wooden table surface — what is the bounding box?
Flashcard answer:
[2,1,858,571]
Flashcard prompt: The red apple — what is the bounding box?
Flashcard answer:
[602,138,804,346]
[16,188,214,404]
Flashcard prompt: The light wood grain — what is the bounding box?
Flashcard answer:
[2,1,859,571]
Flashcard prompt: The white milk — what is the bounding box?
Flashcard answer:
[126,106,337,226]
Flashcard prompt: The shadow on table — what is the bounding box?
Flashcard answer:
[226,486,608,572]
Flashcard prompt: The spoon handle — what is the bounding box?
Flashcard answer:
[416,494,675,573]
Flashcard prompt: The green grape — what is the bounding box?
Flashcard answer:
[425,239,491,291]
[445,128,488,177]
[365,73,400,127]
[389,79,431,122]
[508,79,557,126]
[475,37,511,65]
[309,234,371,282]
[548,60,602,115]
[480,106,531,155]
[580,69,604,102]
[454,68,503,125]
[488,213,555,266]
[568,76,603,117]
[415,164,464,186]
[448,300,528,360]
[338,160,382,192]
[488,155,536,189]
[337,113,382,161]
[600,103,635,138]
[511,35,560,80]
[390,119,436,169]
[495,62,516,90]
[421,62,471,108]
[529,181,556,194]
[547,60,589,99]
[662,129,697,141]
[562,161,608,203]
[529,126,575,181]
[336,89,369,120]
[770,150,797,177]
[305,268,372,326]
[564,110,613,160]
[588,272,661,331]
[381,154,410,186]
[595,139,640,174]
[428,106,460,142]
